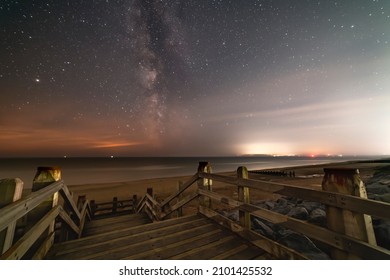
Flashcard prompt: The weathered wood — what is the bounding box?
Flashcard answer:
[1,206,60,260]
[161,191,198,219]
[91,223,219,259]
[198,172,390,219]
[59,186,82,221]
[50,215,201,256]
[210,244,248,260]
[322,168,377,259]
[32,232,55,260]
[160,173,199,207]
[58,208,79,235]
[197,162,212,208]
[0,180,63,233]
[199,205,308,259]
[0,178,23,254]
[171,235,237,259]
[237,166,251,229]
[128,230,227,260]
[239,203,390,259]
[54,218,210,259]
[198,188,241,207]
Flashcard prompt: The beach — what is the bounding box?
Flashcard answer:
[66,159,390,204]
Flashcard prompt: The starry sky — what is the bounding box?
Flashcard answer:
[1,0,389,157]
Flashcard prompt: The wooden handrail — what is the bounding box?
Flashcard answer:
[0,206,61,260]
[199,172,390,219]
[0,180,64,232]
[160,173,199,208]
[0,179,92,259]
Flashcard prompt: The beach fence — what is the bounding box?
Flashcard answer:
[135,162,390,259]
[0,162,389,259]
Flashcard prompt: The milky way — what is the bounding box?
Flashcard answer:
[0,1,389,156]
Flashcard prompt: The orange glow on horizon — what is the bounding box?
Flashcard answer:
[92,142,143,149]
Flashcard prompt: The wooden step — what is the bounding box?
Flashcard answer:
[83,213,151,236]
[47,214,269,260]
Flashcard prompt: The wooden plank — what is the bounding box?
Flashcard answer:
[78,201,90,238]
[54,218,212,259]
[173,236,238,259]
[0,178,23,254]
[58,208,80,235]
[0,180,63,233]
[199,205,308,260]
[145,200,160,221]
[145,193,161,209]
[161,191,198,219]
[32,232,55,260]
[239,203,390,259]
[89,223,219,259]
[225,246,268,260]
[160,173,199,207]
[322,168,376,259]
[83,217,151,236]
[237,167,251,229]
[59,185,81,221]
[50,215,203,256]
[210,244,248,260]
[0,206,60,260]
[86,213,146,228]
[198,188,241,207]
[199,172,390,220]
[128,230,228,260]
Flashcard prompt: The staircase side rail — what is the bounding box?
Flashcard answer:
[199,172,390,220]
[0,206,60,260]
[160,173,199,208]
[0,181,63,233]
[199,188,390,259]
[160,191,199,219]
[198,205,308,260]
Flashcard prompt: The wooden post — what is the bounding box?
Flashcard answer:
[23,167,60,258]
[90,200,96,218]
[132,195,138,213]
[237,166,251,229]
[112,197,118,214]
[197,162,212,208]
[0,178,24,254]
[147,187,153,197]
[177,181,184,217]
[322,168,377,259]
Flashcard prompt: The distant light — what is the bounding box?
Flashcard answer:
[311,154,315,158]
[35,78,40,83]
[63,155,67,158]
[110,155,114,158]
[338,154,343,157]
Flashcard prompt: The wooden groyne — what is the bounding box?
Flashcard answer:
[0,162,389,259]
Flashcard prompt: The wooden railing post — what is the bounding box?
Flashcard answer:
[237,166,251,229]
[197,162,212,208]
[322,168,377,259]
[112,197,118,214]
[26,166,61,258]
[176,181,184,217]
[0,178,23,254]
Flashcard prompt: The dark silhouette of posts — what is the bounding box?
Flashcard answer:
[322,168,377,259]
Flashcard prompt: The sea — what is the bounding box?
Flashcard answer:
[0,156,379,187]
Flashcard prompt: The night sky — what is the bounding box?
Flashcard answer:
[1,0,389,157]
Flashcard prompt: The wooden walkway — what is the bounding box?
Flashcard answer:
[46,213,269,260]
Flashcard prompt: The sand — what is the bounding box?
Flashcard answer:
[67,159,390,204]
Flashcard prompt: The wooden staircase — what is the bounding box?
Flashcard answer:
[46,213,269,260]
